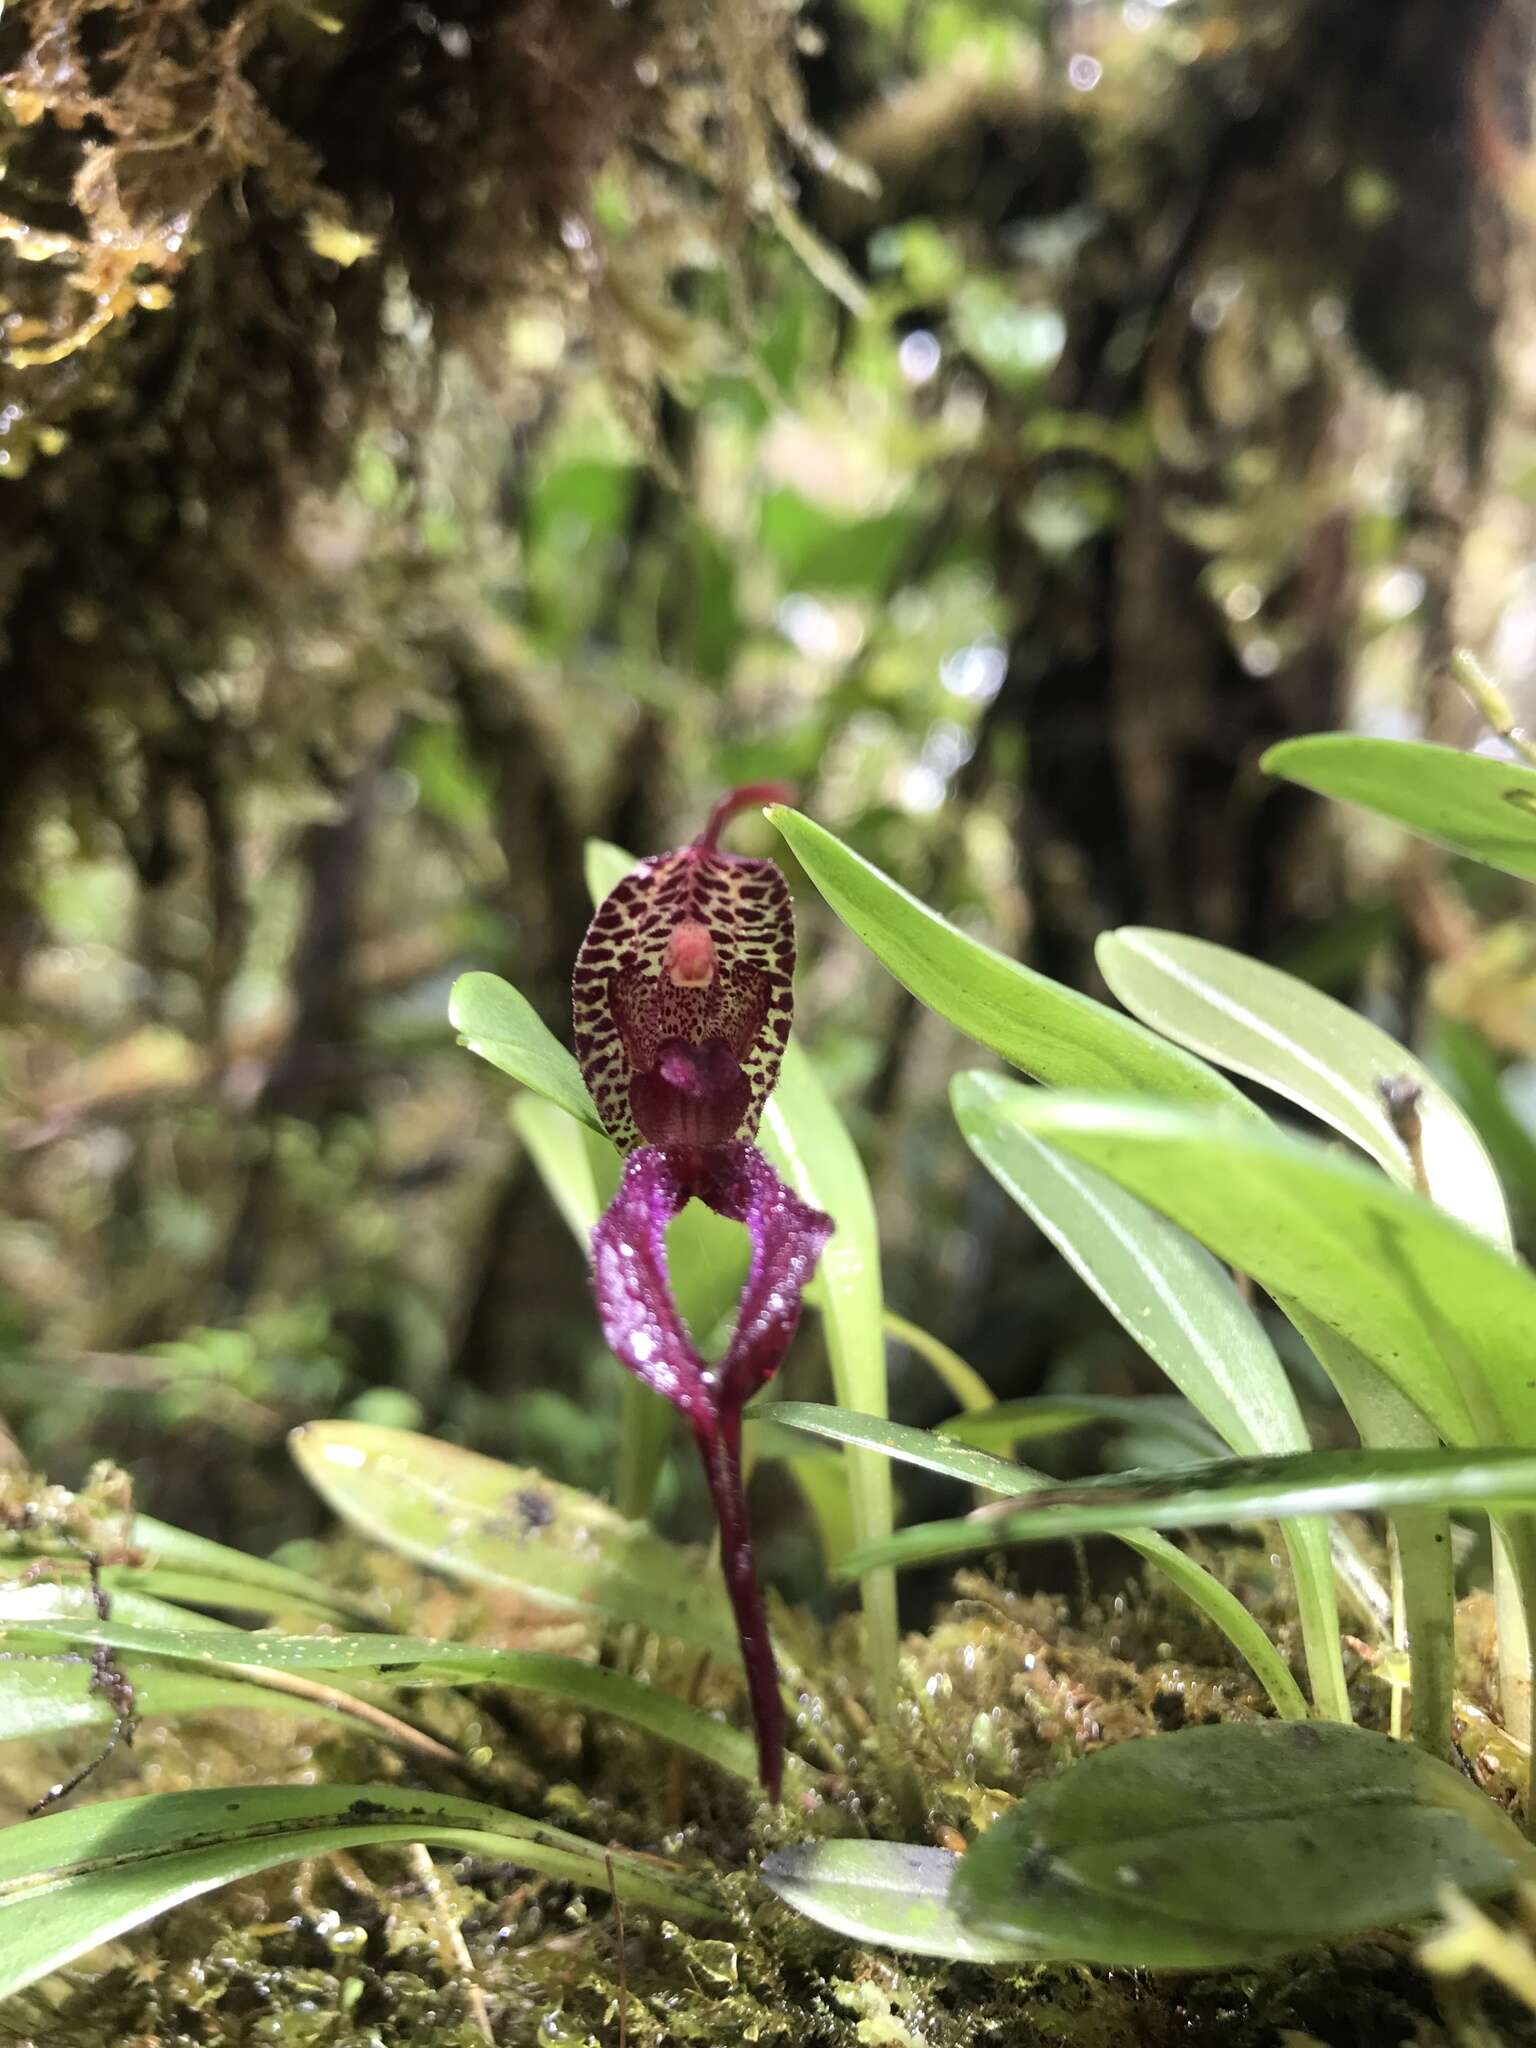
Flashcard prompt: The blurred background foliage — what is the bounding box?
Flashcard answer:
[5,0,1536,1570]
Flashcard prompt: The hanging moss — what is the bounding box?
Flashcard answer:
[0,0,807,927]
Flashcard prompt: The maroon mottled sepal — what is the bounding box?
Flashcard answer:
[572,787,795,1152]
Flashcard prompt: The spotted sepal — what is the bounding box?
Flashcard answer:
[572,804,795,1152]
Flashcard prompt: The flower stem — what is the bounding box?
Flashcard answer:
[694,1405,784,1801]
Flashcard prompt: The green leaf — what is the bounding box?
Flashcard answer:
[290,1422,738,1657]
[940,1396,1224,1459]
[949,1721,1533,1966]
[1263,736,1536,883]
[759,1404,1307,1719]
[449,971,601,1135]
[839,1443,1536,1571]
[955,1076,1536,1452]
[761,1842,1035,1963]
[0,1658,340,1746]
[1096,926,1511,1246]
[0,1782,715,2002]
[954,1074,1350,1722]
[882,1310,994,1414]
[99,1516,366,1621]
[761,1043,899,1710]
[0,1608,793,1792]
[769,808,1247,1106]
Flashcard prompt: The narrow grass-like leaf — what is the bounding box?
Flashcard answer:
[449,969,602,1133]
[769,807,1248,1107]
[0,1659,343,1745]
[1096,926,1510,1245]
[1263,736,1536,883]
[0,1783,716,2001]
[0,1609,794,1792]
[761,1042,898,1710]
[291,1421,738,1657]
[882,1310,994,1413]
[954,1079,1536,1451]
[761,1842,1035,1962]
[950,1721,1533,1966]
[955,1081,1349,1722]
[839,1444,1536,1571]
[940,1397,1223,1458]
[759,1405,1308,1718]
[115,1516,366,1619]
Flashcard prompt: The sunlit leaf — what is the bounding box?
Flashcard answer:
[952,1077,1536,1452]
[955,1076,1349,1721]
[291,1422,738,1657]
[770,808,1247,1106]
[0,1782,715,2002]
[950,1721,1533,1966]
[940,1396,1223,1459]
[1263,736,1536,883]
[0,1606,794,1792]
[838,1442,1536,1571]
[761,1842,1033,1962]
[761,1042,899,1707]
[1096,926,1510,1245]
[759,1404,1307,1719]
[448,970,601,1134]
[0,1658,340,1746]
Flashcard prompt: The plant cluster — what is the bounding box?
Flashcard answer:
[6,715,1536,2038]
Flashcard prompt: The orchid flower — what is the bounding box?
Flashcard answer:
[574,786,832,1800]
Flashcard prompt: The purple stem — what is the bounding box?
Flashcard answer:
[693,1402,785,1802]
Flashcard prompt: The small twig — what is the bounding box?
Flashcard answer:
[606,1849,629,2048]
[28,1556,137,1813]
[1453,648,1536,772]
[407,1842,495,2043]
[211,1661,474,1772]
[1377,1075,1430,1198]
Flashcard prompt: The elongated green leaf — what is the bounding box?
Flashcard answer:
[955,1078,1349,1722]
[112,1516,365,1619]
[883,1310,994,1414]
[955,1077,1536,1452]
[761,1042,898,1709]
[1096,926,1510,1246]
[940,1396,1224,1459]
[449,970,602,1134]
[0,1658,340,1745]
[291,1422,738,1657]
[1263,735,1536,883]
[761,1842,1034,1963]
[0,1609,798,1792]
[839,1443,1536,1572]
[0,1782,715,2002]
[759,1404,1307,1718]
[769,807,1248,1108]
[950,1721,1532,1966]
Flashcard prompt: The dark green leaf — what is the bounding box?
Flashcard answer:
[950,1721,1533,1965]
[0,1783,714,2001]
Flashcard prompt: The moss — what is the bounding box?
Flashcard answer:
[5,1494,1525,2047]
[0,0,807,929]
